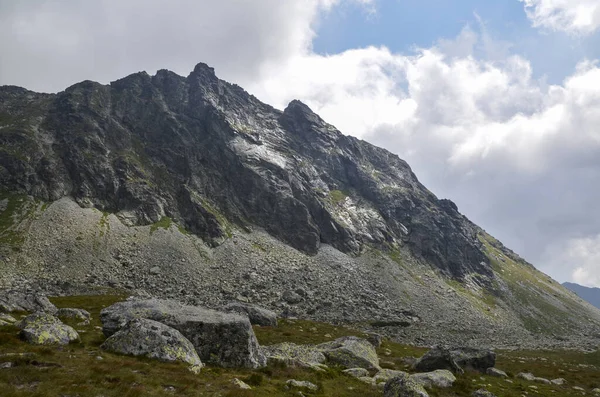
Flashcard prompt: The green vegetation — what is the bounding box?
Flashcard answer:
[328,190,348,205]
[150,216,173,234]
[98,212,111,236]
[0,295,599,396]
[0,193,41,252]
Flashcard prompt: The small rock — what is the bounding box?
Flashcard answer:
[410,369,456,388]
[486,368,508,378]
[343,368,369,378]
[551,378,566,386]
[232,378,252,390]
[222,302,277,327]
[0,362,13,369]
[517,372,536,381]
[282,290,303,304]
[534,377,551,385]
[591,388,600,395]
[383,375,429,397]
[56,308,91,322]
[472,389,496,397]
[375,369,409,383]
[573,386,585,391]
[286,379,318,391]
[149,266,161,275]
[366,332,383,348]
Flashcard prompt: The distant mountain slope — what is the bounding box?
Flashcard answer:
[563,282,600,309]
[1,63,600,349]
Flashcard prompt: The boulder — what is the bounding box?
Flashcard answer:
[232,378,252,390]
[472,389,496,397]
[222,302,277,327]
[282,290,303,304]
[286,379,318,391]
[343,368,369,378]
[410,370,456,388]
[551,378,566,386]
[101,318,202,367]
[317,336,380,371]
[100,299,266,368]
[534,377,551,385]
[486,367,507,378]
[17,312,79,345]
[591,387,600,395]
[0,291,57,314]
[366,332,383,348]
[413,346,495,374]
[56,308,91,321]
[384,375,429,397]
[517,372,536,381]
[375,369,409,383]
[262,342,326,368]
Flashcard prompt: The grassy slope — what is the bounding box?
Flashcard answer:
[0,296,598,396]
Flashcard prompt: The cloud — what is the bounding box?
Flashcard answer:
[521,0,600,35]
[557,235,600,287]
[0,0,372,92]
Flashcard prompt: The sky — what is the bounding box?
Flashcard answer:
[2,0,600,286]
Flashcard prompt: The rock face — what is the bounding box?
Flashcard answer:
[101,318,202,367]
[100,299,266,368]
[317,336,380,371]
[0,63,489,281]
[222,302,277,327]
[414,346,495,374]
[0,292,57,314]
[17,312,79,345]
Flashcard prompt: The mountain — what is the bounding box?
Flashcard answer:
[1,63,599,349]
[563,282,600,309]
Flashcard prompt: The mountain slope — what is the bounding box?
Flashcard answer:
[1,63,599,349]
[563,282,600,309]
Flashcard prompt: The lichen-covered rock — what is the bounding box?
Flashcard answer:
[317,336,380,371]
[472,389,496,397]
[413,346,495,374]
[0,291,57,314]
[100,299,266,368]
[486,367,507,378]
[222,302,277,327]
[56,308,91,321]
[410,370,456,388]
[375,369,409,383]
[384,375,429,397]
[343,368,369,378]
[0,313,17,324]
[101,318,202,367]
[286,379,318,391]
[17,312,79,345]
[262,342,326,368]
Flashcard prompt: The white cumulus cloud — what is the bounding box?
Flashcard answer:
[521,0,600,35]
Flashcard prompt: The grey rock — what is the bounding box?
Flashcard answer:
[100,298,266,368]
[317,336,380,371]
[409,370,456,388]
[262,342,326,368]
[222,302,277,327]
[366,332,383,348]
[343,368,369,378]
[149,266,161,275]
[282,290,303,304]
[286,379,318,391]
[17,312,79,345]
[485,367,507,378]
[383,375,429,397]
[375,369,409,383]
[0,291,57,314]
[0,362,13,369]
[414,346,495,374]
[0,313,17,323]
[472,389,496,397]
[56,308,90,321]
[534,377,551,385]
[101,318,202,367]
[232,378,252,390]
[551,378,566,385]
[591,387,600,395]
[517,372,536,381]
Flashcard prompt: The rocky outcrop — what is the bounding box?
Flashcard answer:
[0,291,57,314]
[317,336,380,371]
[222,302,277,326]
[413,346,495,374]
[17,312,79,345]
[100,299,266,368]
[101,318,202,368]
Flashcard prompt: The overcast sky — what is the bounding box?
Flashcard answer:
[2,0,600,286]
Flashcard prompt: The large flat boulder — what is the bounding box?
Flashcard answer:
[17,312,79,345]
[413,346,495,374]
[101,318,202,368]
[317,336,380,371]
[222,302,277,327]
[100,299,266,368]
[0,291,57,314]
